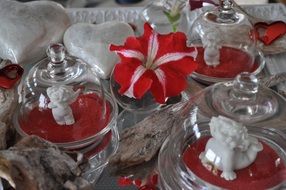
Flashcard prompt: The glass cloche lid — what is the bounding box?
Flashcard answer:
[14,43,118,149]
[158,72,286,189]
[188,0,264,84]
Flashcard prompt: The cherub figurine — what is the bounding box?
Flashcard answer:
[202,32,222,67]
[47,85,81,125]
[200,116,263,181]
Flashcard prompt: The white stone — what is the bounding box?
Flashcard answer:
[0,0,70,65]
[63,22,134,79]
[199,116,263,181]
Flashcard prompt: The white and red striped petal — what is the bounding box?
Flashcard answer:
[111,23,198,104]
[124,65,147,98]
[152,51,197,69]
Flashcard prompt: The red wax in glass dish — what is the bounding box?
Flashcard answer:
[19,93,111,143]
[183,137,286,189]
[68,131,112,158]
[195,47,259,78]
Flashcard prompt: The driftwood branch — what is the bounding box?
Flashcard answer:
[0,135,91,190]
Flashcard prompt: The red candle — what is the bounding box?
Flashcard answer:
[195,47,258,78]
[183,136,286,189]
[19,93,112,144]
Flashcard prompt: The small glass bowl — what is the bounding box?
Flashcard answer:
[110,69,161,113]
[158,72,286,189]
[81,124,119,184]
[14,90,118,149]
[191,49,265,85]
[159,122,286,189]
[187,0,265,85]
[13,43,120,185]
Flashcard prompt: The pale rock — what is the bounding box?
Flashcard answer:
[64,22,134,79]
[0,0,70,64]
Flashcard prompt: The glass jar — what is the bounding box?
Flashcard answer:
[188,0,265,84]
[110,69,160,113]
[139,0,187,34]
[13,43,119,183]
[158,72,286,189]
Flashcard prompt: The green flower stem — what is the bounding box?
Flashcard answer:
[164,11,181,32]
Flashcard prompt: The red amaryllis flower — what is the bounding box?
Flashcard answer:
[110,23,198,104]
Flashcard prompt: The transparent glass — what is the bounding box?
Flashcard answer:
[158,73,286,189]
[188,0,264,84]
[159,123,286,189]
[81,124,119,185]
[14,43,118,149]
[110,69,160,113]
[138,0,187,34]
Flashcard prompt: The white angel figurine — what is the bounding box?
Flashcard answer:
[47,85,81,125]
[200,116,263,181]
[202,32,222,67]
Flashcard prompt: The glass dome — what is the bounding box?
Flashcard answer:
[138,0,187,34]
[14,43,118,150]
[188,0,265,84]
[158,72,286,189]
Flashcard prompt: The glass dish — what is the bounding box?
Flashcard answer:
[158,72,286,189]
[159,123,286,189]
[14,43,118,149]
[188,0,265,84]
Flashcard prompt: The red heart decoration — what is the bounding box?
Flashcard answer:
[0,64,24,89]
[254,21,286,45]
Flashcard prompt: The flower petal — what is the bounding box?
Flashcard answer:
[152,67,188,100]
[153,51,197,68]
[154,31,194,58]
[114,60,142,94]
[124,65,150,98]
[149,71,166,104]
[159,56,198,75]
[111,48,145,61]
[146,32,159,67]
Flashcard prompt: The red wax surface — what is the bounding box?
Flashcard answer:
[195,47,259,78]
[70,131,112,158]
[20,93,112,143]
[183,137,286,189]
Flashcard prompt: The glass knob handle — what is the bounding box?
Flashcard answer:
[47,43,66,64]
[231,72,259,101]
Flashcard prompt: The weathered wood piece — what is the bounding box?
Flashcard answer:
[109,101,189,171]
[110,79,203,174]
[0,135,91,190]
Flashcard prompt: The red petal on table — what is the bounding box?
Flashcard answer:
[189,0,218,10]
[254,21,286,45]
[133,179,142,187]
[149,174,158,185]
[0,64,24,89]
[117,177,133,186]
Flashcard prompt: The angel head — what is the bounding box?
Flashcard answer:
[209,116,249,150]
[47,85,77,104]
[202,30,222,49]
